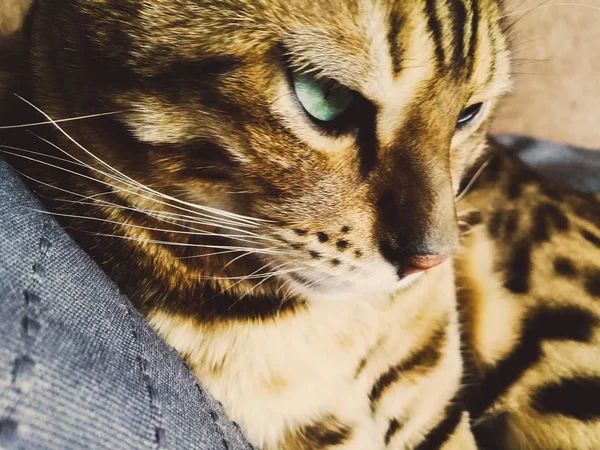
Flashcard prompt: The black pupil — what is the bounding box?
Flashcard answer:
[457,103,483,126]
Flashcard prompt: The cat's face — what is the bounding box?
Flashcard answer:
[30,0,511,300]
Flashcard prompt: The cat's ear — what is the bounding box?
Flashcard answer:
[0,0,33,37]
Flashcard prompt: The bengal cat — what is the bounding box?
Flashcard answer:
[0,0,599,449]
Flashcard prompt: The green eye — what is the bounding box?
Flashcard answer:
[292,73,353,122]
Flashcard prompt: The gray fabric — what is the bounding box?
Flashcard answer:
[0,159,253,450]
[494,134,600,193]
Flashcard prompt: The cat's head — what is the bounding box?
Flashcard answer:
[25,0,511,300]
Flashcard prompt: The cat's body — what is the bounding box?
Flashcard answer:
[149,253,469,449]
[1,0,599,449]
[457,150,600,450]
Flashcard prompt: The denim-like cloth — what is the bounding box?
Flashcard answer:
[0,159,254,450]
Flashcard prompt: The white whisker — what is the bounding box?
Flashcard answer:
[457,208,480,218]
[456,155,494,203]
[28,209,281,245]
[0,148,271,237]
[15,94,270,226]
[73,231,283,255]
[27,132,263,229]
[0,110,125,130]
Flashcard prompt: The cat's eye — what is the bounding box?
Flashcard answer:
[292,73,354,123]
[456,102,484,128]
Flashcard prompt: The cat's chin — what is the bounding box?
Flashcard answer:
[284,271,423,303]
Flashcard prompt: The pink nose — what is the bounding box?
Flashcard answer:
[401,254,449,276]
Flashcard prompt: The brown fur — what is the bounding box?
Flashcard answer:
[1,0,599,449]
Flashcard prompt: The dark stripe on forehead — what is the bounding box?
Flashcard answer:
[484,19,498,88]
[388,6,404,75]
[467,0,479,76]
[449,0,467,68]
[424,0,446,66]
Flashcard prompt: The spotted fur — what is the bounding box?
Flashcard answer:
[0,0,598,449]
[456,150,600,450]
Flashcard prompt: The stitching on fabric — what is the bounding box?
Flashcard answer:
[215,399,256,450]
[122,300,165,450]
[182,359,236,450]
[0,224,50,445]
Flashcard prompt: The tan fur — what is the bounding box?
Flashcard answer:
[2,0,599,449]
[0,0,32,37]
[149,262,467,449]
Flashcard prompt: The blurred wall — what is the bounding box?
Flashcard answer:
[491,0,600,149]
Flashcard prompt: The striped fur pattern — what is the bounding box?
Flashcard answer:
[1,0,599,449]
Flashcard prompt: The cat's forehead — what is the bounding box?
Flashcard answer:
[79,0,508,122]
[80,0,502,66]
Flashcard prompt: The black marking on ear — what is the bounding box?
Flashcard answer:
[384,418,403,445]
[369,324,446,411]
[317,232,329,243]
[532,202,570,243]
[554,258,577,276]
[504,239,532,294]
[585,270,600,297]
[309,250,322,259]
[466,306,597,419]
[294,229,308,236]
[532,377,600,421]
[582,229,600,248]
[424,0,446,66]
[387,6,404,74]
[414,399,464,450]
[293,415,352,449]
[336,239,350,250]
[341,226,351,233]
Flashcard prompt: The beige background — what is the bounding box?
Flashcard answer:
[491,0,600,149]
[1,0,599,148]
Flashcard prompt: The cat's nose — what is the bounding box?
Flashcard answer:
[400,254,449,276]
